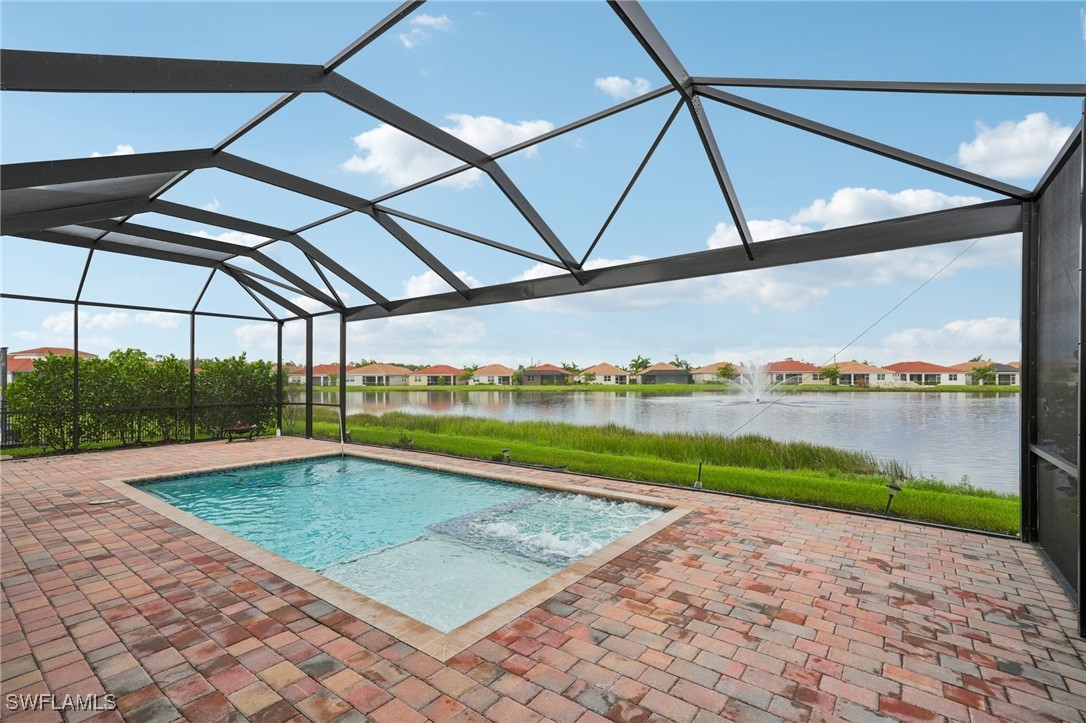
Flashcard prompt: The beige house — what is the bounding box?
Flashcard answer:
[5,347,99,384]
[578,363,628,385]
[766,359,826,385]
[835,361,897,387]
[408,365,463,386]
[470,364,515,385]
[349,363,411,386]
[691,361,737,384]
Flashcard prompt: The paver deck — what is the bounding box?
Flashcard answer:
[2,438,1084,722]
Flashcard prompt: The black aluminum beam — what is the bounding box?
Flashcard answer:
[327,75,584,278]
[222,267,308,318]
[150,200,391,309]
[18,228,221,268]
[1,196,153,236]
[582,98,685,267]
[79,219,338,308]
[0,149,214,190]
[371,86,674,205]
[346,199,1022,321]
[0,291,272,322]
[370,210,472,298]
[1035,118,1084,198]
[376,206,563,268]
[325,1,426,72]
[213,152,373,213]
[691,76,1086,96]
[0,50,327,93]
[696,85,1032,200]
[608,1,754,259]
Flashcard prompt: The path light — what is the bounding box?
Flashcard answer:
[694,461,703,489]
[885,482,902,515]
[502,448,510,463]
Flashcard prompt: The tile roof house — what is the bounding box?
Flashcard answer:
[884,361,963,386]
[951,361,1020,385]
[636,362,692,385]
[470,364,516,385]
[9,347,98,360]
[287,364,360,386]
[349,363,411,386]
[765,359,824,384]
[5,347,100,383]
[522,363,572,386]
[691,361,737,384]
[409,365,464,386]
[578,363,628,385]
[834,361,897,387]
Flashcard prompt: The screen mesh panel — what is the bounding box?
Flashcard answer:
[1033,145,1081,593]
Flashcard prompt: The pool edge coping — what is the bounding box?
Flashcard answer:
[101,445,697,662]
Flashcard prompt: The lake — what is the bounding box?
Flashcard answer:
[314,389,1020,495]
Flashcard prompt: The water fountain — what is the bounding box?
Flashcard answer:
[736,361,782,403]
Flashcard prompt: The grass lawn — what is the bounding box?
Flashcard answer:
[311,411,1020,535]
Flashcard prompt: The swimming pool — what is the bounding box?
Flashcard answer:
[142,456,664,632]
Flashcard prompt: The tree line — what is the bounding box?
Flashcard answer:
[4,349,280,452]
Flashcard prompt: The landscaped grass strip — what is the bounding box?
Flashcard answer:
[312,415,1019,534]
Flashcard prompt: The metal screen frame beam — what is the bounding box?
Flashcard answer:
[695,85,1031,199]
[608,1,754,259]
[691,76,1086,96]
[347,199,1021,321]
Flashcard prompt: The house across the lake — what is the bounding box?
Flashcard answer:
[409,365,464,386]
[470,364,515,385]
[834,361,897,387]
[522,363,572,386]
[766,359,824,385]
[578,363,628,385]
[691,361,736,384]
[287,364,359,386]
[636,363,692,385]
[952,361,1020,385]
[884,361,961,386]
[349,363,411,386]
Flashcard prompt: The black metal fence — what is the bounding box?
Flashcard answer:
[0,401,276,454]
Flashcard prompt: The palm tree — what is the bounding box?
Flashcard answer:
[628,355,651,374]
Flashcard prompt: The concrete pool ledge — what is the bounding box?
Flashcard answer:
[101,445,696,662]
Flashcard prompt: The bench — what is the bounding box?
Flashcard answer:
[224,423,258,442]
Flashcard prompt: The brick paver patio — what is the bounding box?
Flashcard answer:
[2,438,1084,722]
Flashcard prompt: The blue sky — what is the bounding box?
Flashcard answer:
[2,1,1083,368]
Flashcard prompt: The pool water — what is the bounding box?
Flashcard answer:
[144,456,663,631]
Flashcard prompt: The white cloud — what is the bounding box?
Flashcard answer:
[402,269,482,297]
[594,76,652,101]
[31,309,180,340]
[791,187,983,229]
[882,317,1019,361]
[91,144,134,158]
[399,13,452,48]
[956,113,1073,179]
[342,114,554,189]
[202,197,221,213]
[190,229,267,248]
[706,218,813,250]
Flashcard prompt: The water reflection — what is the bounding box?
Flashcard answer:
[315,389,1019,494]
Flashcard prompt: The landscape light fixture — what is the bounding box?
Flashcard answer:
[502,448,510,463]
[885,483,903,515]
[694,461,704,489]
